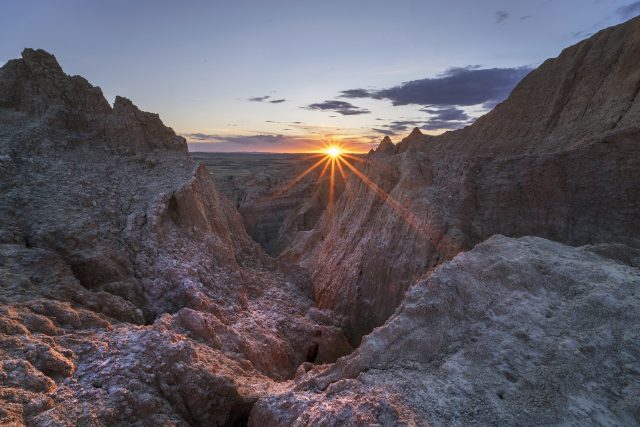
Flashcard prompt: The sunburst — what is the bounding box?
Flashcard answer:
[272,141,436,238]
[325,146,342,158]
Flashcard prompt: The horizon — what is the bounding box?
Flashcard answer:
[2,0,639,153]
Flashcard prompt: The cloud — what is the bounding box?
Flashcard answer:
[495,11,509,24]
[421,107,473,130]
[421,107,469,122]
[306,100,370,115]
[373,108,473,133]
[185,133,291,145]
[372,128,397,136]
[340,89,372,98]
[617,1,640,18]
[520,15,531,20]
[385,120,423,132]
[248,95,271,102]
[269,98,286,103]
[184,132,376,152]
[340,66,531,108]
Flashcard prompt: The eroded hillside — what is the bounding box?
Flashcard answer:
[0,48,350,425]
[0,15,639,427]
[285,16,640,345]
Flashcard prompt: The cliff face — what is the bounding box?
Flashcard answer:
[285,17,640,345]
[399,16,640,156]
[0,49,350,425]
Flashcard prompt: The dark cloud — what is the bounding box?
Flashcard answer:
[520,15,531,20]
[248,95,271,102]
[340,88,372,98]
[372,128,397,136]
[495,11,509,24]
[373,108,473,133]
[269,98,286,103]
[340,66,531,108]
[185,133,291,145]
[385,120,423,132]
[421,107,469,122]
[306,100,370,115]
[617,1,640,18]
[421,107,473,130]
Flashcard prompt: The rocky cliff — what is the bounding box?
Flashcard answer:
[0,49,350,425]
[253,236,640,425]
[285,16,640,345]
[1,15,639,427]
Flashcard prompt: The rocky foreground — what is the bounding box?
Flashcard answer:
[0,48,350,425]
[1,16,639,427]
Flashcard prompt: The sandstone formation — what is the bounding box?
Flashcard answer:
[0,49,350,425]
[284,16,640,345]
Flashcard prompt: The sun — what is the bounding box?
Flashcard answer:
[325,146,343,158]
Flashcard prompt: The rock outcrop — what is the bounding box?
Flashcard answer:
[374,136,395,154]
[284,16,640,345]
[1,15,640,427]
[0,49,350,425]
[252,236,640,426]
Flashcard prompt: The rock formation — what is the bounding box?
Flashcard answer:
[1,15,639,427]
[374,135,396,154]
[252,236,640,425]
[284,16,640,345]
[0,49,350,425]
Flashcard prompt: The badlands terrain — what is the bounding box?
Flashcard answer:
[1,16,640,427]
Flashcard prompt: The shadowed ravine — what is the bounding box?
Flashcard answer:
[1,16,640,427]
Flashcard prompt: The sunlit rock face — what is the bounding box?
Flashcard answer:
[252,236,640,426]
[0,49,350,425]
[286,16,640,345]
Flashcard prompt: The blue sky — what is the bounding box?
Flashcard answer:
[1,0,639,152]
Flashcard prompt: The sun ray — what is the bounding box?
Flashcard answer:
[299,153,327,162]
[328,157,336,220]
[274,156,327,196]
[337,156,429,235]
[315,157,332,184]
[336,157,347,181]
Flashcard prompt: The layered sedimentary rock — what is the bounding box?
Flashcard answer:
[285,16,640,345]
[0,49,350,425]
[252,236,640,426]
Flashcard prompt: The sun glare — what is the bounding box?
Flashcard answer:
[325,146,342,158]
[273,141,433,237]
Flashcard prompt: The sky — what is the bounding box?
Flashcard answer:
[1,0,639,153]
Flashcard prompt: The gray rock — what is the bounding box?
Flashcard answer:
[251,236,640,426]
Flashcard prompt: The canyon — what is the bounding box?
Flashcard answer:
[1,16,639,426]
